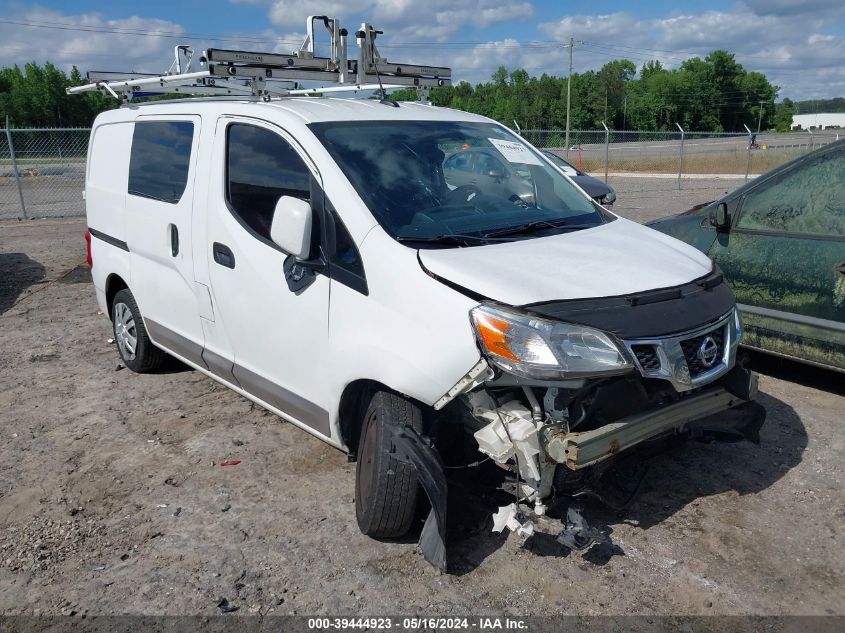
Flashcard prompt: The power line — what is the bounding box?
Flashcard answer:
[0,17,302,46]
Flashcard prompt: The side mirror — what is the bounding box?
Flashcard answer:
[270,196,312,259]
[710,202,731,232]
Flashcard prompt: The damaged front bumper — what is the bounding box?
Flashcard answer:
[465,364,764,499]
[544,376,758,470]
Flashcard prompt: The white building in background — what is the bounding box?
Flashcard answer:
[792,113,845,129]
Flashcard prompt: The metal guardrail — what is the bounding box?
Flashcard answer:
[0,127,840,220]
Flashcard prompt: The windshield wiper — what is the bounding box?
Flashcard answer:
[483,219,599,238]
[395,233,496,246]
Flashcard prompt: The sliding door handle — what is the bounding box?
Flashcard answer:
[213,242,235,269]
[169,224,179,257]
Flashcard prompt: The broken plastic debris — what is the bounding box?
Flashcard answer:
[219,460,241,467]
[473,402,542,482]
[556,504,607,551]
[491,503,535,538]
[107,338,115,344]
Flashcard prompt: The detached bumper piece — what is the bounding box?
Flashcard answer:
[392,427,448,572]
[546,370,762,470]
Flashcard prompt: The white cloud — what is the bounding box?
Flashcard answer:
[0,8,188,74]
[254,0,533,40]
[536,10,845,100]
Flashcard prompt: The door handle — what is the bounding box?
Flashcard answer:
[213,242,235,269]
[836,262,845,275]
[169,224,179,257]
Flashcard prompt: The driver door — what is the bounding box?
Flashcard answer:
[204,117,332,437]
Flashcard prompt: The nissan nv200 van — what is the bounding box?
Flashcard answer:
[82,96,764,569]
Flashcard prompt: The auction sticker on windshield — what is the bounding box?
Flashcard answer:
[488,138,542,165]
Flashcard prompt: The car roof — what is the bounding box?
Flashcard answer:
[108,97,495,125]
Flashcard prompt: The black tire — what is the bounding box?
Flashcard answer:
[111,288,166,373]
[355,391,423,538]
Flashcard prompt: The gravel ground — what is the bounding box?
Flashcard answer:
[607,176,747,224]
[0,216,843,618]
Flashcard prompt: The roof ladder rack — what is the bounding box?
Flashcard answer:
[66,15,451,102]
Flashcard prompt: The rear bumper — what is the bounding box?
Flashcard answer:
[546,369,761,470]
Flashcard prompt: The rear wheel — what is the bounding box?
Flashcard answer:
[355,391,423,538]
[112,288,165,373]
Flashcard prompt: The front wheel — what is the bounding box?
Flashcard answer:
[112,288,165,373]
[355,391,423,538]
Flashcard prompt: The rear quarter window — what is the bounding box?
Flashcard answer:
[128,121,194,204]
[88,122,134,192]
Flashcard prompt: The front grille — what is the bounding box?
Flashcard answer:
[680,326,726,377]
[631,344,661,371]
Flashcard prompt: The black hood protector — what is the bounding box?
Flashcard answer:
[521,268,735,340]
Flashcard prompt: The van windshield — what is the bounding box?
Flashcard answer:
[309,120,611,246]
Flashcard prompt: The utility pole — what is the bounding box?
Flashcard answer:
[756,100,765,134]
[565,37,574,156]
[622,93,627,131]
[604,87,608,124]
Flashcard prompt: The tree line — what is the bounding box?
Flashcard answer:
[792,97,845,114]
[0,51,806,132]
[395,50,797,133]
[0,63,112,128]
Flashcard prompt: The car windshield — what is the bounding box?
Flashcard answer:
[309,120,610,245]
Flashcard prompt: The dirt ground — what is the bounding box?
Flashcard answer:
[0,216,843,618]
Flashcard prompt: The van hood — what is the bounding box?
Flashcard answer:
[418,217,714,305]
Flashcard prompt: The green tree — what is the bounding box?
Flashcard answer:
[774,98,796,132]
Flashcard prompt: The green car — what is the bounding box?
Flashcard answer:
[649,139,845,373]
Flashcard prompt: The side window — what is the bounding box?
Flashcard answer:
[226,123,311,240]
[325,201,367,294]
[128,121,194,203]
[737,149,845,237]
[445,153,471,172]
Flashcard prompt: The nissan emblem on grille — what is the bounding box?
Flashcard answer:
[697,335,719,368]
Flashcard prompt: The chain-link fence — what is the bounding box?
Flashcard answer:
[525,128,842,188]
[1,126,841,220]
[1,128,89,220]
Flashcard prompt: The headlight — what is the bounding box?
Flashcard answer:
[470,303,633,379]
[734,307,743,343]
[603,190,616,205]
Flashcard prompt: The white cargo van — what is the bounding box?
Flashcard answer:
[73,25,765,569]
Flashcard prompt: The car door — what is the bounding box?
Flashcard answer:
[125,115,206,366]
[708,144,845,370]
[204,117,332,437]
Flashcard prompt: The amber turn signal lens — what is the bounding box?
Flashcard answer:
[474,312,519,361]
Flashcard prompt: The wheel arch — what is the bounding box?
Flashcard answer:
[105,273,129,319]
[338,379,432,460]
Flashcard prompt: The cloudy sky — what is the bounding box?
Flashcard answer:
[1,0,843,100]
